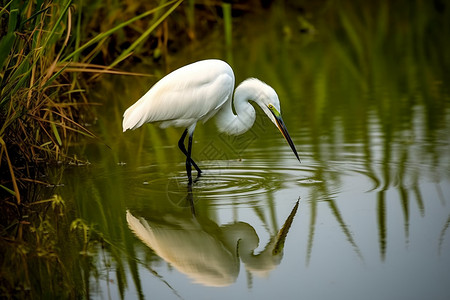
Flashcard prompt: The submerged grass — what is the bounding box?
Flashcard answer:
[0,192,106,298]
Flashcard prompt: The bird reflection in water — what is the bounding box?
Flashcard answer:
[126,197,299,287]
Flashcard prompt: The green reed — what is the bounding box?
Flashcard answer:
[0,0,183,204]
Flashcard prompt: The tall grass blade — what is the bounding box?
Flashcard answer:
[0,136,20,203]
[0,33,15,70]
[0,0,14,16]
[42,0,73,48]
[0,6,18,69]
[109,0,183,68]
[62,0,181,64]
[50,116,63,146]
[0,184,16,196]
[222,2,233,63]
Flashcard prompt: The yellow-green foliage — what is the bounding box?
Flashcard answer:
[0,0,183,203]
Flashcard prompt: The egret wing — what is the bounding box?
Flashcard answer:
[123,60,234,131]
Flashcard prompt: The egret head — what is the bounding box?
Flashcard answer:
[255,82,301,162]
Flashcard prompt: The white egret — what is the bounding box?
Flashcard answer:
[123,59,300,184]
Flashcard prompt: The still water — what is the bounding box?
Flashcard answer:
[59,4,449,300]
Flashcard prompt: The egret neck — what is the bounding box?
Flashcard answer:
[215,78,267,136]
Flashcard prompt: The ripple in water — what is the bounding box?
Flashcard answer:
[193,167,282,198]
[129,154,386,203]
[297,178,324,184]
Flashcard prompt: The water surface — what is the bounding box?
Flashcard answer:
[59,3,450,299]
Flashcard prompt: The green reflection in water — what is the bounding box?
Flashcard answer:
[75,1,449,297]
[3,0,449,298]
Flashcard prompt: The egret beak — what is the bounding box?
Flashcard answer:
[268,105,301,162]
[272,199,299,255]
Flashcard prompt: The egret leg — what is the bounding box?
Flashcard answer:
[177,129,202,183]
[186,184,196,216]
[186,133,193,184]
[178,129,202,173]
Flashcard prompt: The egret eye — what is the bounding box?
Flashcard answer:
[268,104,274,109]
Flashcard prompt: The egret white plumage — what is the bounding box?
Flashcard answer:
[123,59,300,184]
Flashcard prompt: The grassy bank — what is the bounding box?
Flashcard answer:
[0,0,191,205]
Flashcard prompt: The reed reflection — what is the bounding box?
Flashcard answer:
[126,196,299,287]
